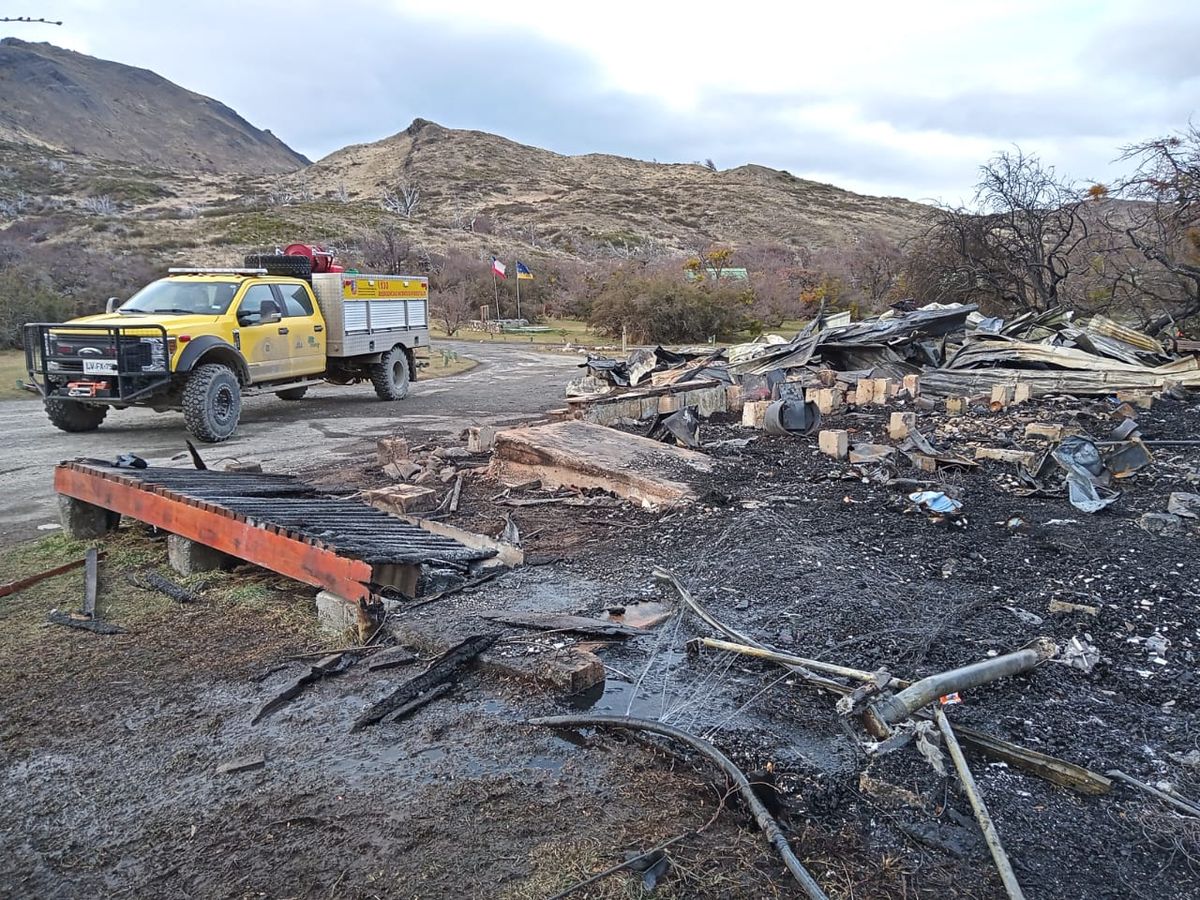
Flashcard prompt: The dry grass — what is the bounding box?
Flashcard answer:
[418,351,480,378]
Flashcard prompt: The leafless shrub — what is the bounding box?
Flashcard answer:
[0,192,30,219]
[332,182,350,203]
[381,182,421,218]
[79,195,117,216]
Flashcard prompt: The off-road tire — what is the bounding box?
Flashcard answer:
[275,386,308,401]
[244,253,312,279]
[45,399,108,433]
[370,346,411,400]
[183,364,242,443]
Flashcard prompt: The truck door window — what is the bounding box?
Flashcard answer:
[237,284,278,324]
[273,284,314,317]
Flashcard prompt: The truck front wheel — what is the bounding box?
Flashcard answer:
[45,399,108,433]
[183,364,242,442]
[370,346,411,401]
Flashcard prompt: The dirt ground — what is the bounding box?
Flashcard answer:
[2,392,1199,899]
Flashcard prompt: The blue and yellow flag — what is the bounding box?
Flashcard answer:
[516,261,534,280]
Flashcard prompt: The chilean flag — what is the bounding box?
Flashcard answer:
[491,257,507,279]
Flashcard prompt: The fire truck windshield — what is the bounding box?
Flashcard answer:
[119,280,239,316]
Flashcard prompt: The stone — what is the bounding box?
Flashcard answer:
[742,400,772,429]
[363,483,438,515]
[220,459,263,473]
[990,384,1015,409]
[382,460,422,481]
[1138,512,1186,537]
[817,368,838,387]
[316,590,359,633]
[167,534,233,576]
[466,426,498,452]
[945,397,968,416]
[1013,383,1034,404]
[1048,598,1099,616]
[818,429,849,459]
[215,754,265,776]
[1167,492,1200,519]
[376,436,411,467]
[57,494,114,540]
[888,412,916,441]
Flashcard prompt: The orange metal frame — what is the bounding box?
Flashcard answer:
[55,464,374,601]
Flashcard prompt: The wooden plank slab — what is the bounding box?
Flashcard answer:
[491,421,713,508]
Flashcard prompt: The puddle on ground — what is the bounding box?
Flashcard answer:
[566,674,680,720]
[603,600,674,630]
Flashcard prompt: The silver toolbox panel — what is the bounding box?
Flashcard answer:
[313,272,429,358]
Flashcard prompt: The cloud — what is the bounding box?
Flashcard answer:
[3,0,1196,203]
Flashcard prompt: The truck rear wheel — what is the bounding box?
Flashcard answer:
[275,386,308,401]
[370,346,411,400]
[45,399,108,433]
[183,364,242,443]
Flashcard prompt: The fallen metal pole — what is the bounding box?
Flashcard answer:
[935,708,1026,900]
[0,551,105,599]
[698,636,902,688]
[1106,769,1200,817]
[531,713,830,900]
[659,570,1110,795]
[866,639,1057,732]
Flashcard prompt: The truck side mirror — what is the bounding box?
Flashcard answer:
[258,298,282,325]
[106,297,119,313]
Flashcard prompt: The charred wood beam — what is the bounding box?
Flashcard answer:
[350,633,497,731]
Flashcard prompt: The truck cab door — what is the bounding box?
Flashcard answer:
[234,284,290,382]
[273,282,326,377]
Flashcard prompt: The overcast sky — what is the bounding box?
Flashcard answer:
[6,0,1198,203]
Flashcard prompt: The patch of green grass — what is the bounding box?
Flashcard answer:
[0,349,33,400]
[433,318,605,348]
[83,176,175,204]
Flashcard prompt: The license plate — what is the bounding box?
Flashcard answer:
[83,359,118,374]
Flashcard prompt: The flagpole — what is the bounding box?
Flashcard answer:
[516,265,522,323]
[492,267,499,313]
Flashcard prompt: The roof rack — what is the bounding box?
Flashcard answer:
[167,267,268,275]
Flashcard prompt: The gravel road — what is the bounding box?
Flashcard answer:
[0,341,579,544]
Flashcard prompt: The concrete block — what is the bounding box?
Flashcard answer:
[817,368,838,387]
[811,387,844,415]
[724,383,745,413]
[818,429,849,459]
[990,384,1015,409]
[316,590,358,634]
[1115,390,1153,409]
[742,399,772,429]
[364,483,438,515]
[872,379,892,405]
[1025,423,1065,442]
[657,394,680,414]
[945,397,968,416]
[376,436,410,467]
[466,426,497,453]
[1013,383,1034,404]
[888,411,917,441]
[167,534,234,576]
[854,378,875,406]
[57,494,114,540]
[902,374,921,398]
[220,459,262,473]
[974,447,1036,466]
[912,454,939,473]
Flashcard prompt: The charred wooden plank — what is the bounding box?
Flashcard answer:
[251,653,351,725]
[479,610,648,638]
[47,611,124,634]
[350,633,497,732]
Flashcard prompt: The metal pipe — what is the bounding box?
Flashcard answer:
[869,638,1056,728]
[1106,769,1200,817]
[935,707,1026,900]
[698,636,902,687]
